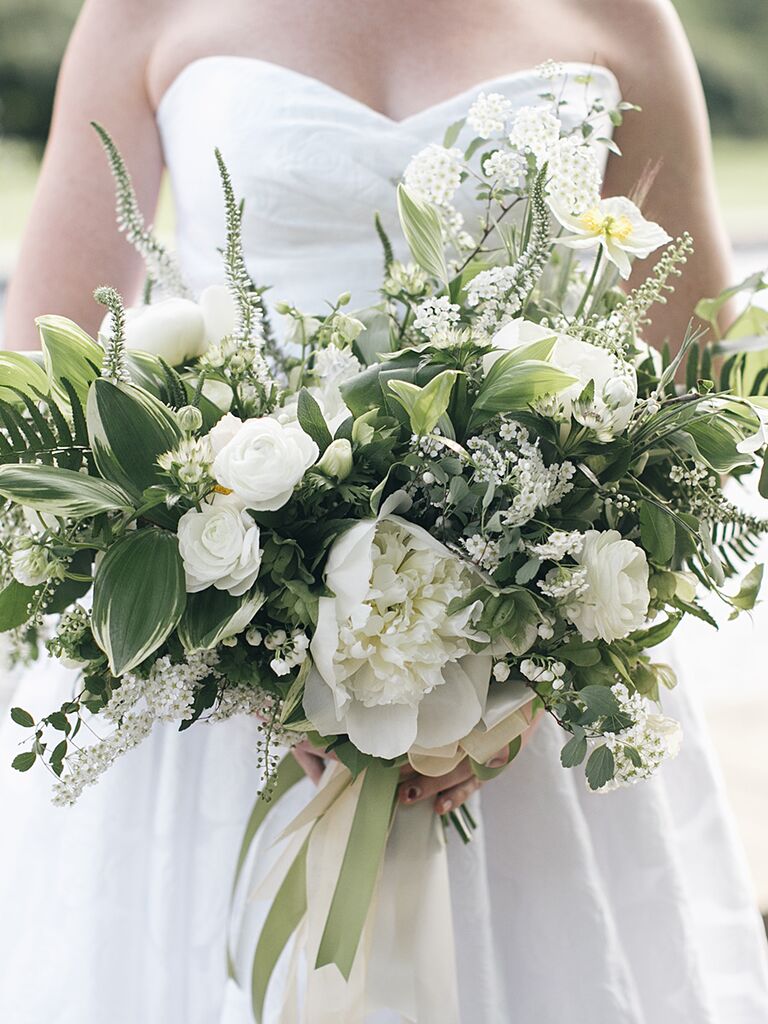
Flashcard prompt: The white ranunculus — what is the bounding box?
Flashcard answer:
[212,418,319,512]
[304,513,492,759]
[177,497,262,596]
[564,529,650,642]
[485,319,638,437]
[208,413,245,457]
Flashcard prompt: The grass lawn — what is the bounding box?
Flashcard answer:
[1,134,767,276]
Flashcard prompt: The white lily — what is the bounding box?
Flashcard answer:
[552,196,671,279]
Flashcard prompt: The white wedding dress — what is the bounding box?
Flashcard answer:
[1,57,768,1024]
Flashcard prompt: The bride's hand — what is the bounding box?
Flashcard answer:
[397,711,544,814]
[292,710,543,811]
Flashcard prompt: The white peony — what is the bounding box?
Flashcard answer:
[211,417,319,511]
[177,497,262,596]
[304,512,492,759]
[100,285,238,367]
[485,318,637,437]
[564,529,650,642]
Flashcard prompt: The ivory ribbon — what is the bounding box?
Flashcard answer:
[232,684,537,1023]
[409,681,536,776]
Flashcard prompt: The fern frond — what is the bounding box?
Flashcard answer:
[92,121,189,298]
[0,391,91,468]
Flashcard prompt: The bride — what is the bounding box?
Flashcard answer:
[2,0,768,1020]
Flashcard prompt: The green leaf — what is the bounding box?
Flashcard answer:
[474,359,577,417]
[387,369,460,435]
[0,463,134,518]
[0,351,49,406]
[396,184,448,285]
[639,501,676,564]
[628,613,682,649]
[560,730,588,768]
[92,529,186,675]
[729,563,764,617]
[296,389,333,452]
[579,685,620,716]
[0,580,37,632]
[37,315,103,405]
[86,378,182,497]
[178,587,264,651]
[333,741,377,780]
[442,118,465,148]
[12,751,37,772]
[10,707,35,728]
[585,744,616,790]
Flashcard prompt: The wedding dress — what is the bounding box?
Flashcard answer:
[1,57,767,1024]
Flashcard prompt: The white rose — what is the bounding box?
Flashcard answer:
[485,319,637,436]
[177,497,262,596]
[212,418,319,511]
[100,298,207,366]
[304,512,491,759]
[564,529,650,642]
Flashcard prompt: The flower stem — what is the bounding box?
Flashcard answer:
[574,248,603,320]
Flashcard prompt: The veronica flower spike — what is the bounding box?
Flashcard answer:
[552,196,671,279]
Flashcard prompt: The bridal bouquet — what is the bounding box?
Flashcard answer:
[2,65,767,1020]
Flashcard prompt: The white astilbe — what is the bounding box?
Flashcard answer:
[596,683,683,791]
[508,107,561,166]
[403,144,463,207]
[413,296,461,341]
[547,137,602,214]
[483,150,526,189]
[467,92,513,138]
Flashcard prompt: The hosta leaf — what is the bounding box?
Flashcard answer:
[86,378,181,497]
[396,184,448,285]
[0,351,49,406]
[37,315,103,405]
[474,359,576,417]
[92,529,186,675]
[0,463,134,517]
[178,587,264,652]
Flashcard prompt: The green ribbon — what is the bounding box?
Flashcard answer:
[228,753,306,980]
[251,838,310,1022]
[315,760,400,979]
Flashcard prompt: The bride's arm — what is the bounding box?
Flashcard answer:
[600,0,733,351]
[3,0,167,350]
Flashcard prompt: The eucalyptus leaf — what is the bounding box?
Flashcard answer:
[92,529,186,675]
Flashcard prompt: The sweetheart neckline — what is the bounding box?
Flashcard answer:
[155,54,619,128]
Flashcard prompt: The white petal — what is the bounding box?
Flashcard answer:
[323,519,378,619]
[345,700,419,759]
[603,238,632,279]
[303,666,346,737]
[415,656,490,750]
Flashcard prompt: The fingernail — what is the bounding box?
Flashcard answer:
[487,757,507,768]
[404,785,421,802]
[438,799,453,814]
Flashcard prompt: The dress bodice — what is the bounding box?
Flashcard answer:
[156,56,620,318]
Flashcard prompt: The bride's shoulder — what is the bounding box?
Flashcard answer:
[579,0,691,73]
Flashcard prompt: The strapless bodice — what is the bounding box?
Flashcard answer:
[156,56,620,318]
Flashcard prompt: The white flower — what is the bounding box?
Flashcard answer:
[552,196,671,279]
[485,319,638,437]
[208,413,245,456]
[508,106,561,165]
[528,530,584,561]
[482,150,525,188]
[177,496,262,596]
[211,418,319,511]
[304,515,492,759]
[403,144,463,206]
[535,59,564,81]
[467,91,513,138]
[99,285,237,367]
[597,683,683,790]
[316,438,353,481]
[10,546,50,586]
[413,296,461,341]
[564,530,650,642]
[547,137,602,214]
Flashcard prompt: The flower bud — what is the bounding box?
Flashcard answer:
[336,291,351,307]
[176,405,204,434]
[351,412,377,447]
[316,438,354,481]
